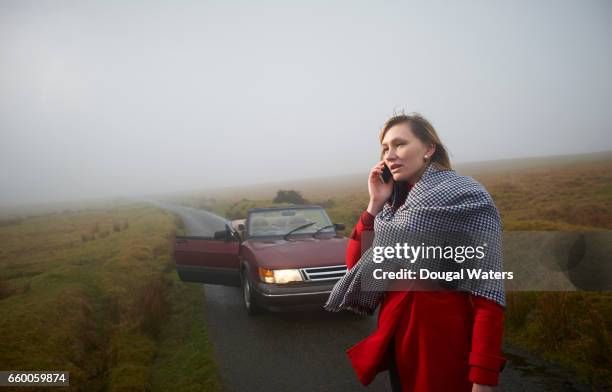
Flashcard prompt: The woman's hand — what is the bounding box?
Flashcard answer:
[367,160,393,216]
[472,383,495,392]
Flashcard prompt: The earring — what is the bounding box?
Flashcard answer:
[424,155,429,159]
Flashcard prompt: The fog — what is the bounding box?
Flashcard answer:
[1,0,611,207]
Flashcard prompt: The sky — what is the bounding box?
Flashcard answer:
[1,0,611,207]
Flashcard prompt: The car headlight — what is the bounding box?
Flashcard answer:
[258,268,303,284]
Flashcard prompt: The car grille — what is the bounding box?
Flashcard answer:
[300,264,347,282]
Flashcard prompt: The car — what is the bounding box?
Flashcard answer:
[173,205,350,315]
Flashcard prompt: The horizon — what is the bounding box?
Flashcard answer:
[1,149,610,211]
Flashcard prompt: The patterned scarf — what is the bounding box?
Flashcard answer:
[323,162,506,316]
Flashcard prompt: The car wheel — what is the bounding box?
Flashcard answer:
[242,272,262,316]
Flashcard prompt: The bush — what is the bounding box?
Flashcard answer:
[273,189,308,204]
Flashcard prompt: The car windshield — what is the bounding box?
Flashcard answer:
[248,208,335,238]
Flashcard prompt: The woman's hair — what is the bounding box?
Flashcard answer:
[378,112,452,209]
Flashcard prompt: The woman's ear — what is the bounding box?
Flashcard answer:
[426,143,436,159]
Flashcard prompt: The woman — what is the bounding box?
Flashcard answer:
[325,113,506,392]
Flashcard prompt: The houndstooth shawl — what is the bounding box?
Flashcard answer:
[323,162,506,316]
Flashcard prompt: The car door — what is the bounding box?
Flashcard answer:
[174,228,241,286]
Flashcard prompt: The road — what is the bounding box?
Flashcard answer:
[148,200,594,392]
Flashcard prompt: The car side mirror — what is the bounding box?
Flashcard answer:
[214,229,228,240]
[334,223,345,231]
[214,224,238,241]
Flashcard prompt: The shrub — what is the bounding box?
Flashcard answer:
[273,189,307,204]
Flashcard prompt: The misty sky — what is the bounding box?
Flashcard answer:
[1,0,611,207]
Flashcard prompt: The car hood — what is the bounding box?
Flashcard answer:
[246,236,349,269]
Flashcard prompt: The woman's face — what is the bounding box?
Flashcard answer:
[381,122,435,184]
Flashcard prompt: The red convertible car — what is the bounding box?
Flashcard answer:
[173,205,349,315]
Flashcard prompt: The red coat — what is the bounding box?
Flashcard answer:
[344,184,507,391]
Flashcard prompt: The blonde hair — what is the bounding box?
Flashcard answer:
[379,111,452,170]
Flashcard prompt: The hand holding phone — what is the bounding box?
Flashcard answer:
[368,161,394,213]
[379,163,393,183]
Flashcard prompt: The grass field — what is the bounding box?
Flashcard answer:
[1,151,610,390]
[0,205,223,391]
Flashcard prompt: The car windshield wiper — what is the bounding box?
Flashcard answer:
[312,224,336,237]
[283,222,317,241]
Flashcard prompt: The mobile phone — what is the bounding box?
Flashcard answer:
[380,163,393,183]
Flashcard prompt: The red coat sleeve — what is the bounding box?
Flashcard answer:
[468,295,507,386]
[345,210,375,270]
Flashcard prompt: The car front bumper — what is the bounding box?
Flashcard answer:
[251,280,337,312]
